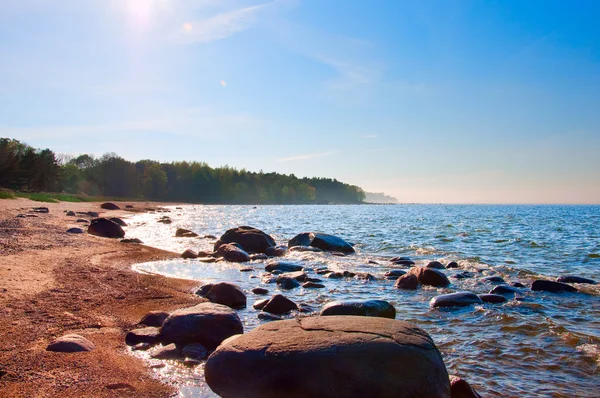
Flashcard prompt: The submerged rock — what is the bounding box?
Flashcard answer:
[482,276,505,283]
[257,312,284,321]
[205,316,450,398]
[87,218,125,239]
[125,327,161,346]
[265,261,303,273]
[46,334,95,353]
[160,303,243,349]
[531,280,577,293]
[288,232,355,253]
[182,343,208,361]
[302,282,325,289]
[251,287,269,295]
[446,261,460,269]
[175,228,199,238]
[320,300,396,319]
[556,275,596,284]
[490,285,522,296]
[430,292,483,308]
[215,226,276,254]
[181,249,198,259]
[276,276,300,290]
[478,294,508,304]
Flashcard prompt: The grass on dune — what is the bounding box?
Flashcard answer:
[0,191,138,203]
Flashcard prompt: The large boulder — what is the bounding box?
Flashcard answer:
[430,292,483,308]
[46,334,95,352]
[216,243,251,262]
[109,217,127,226]
[206,282,247,309]
[531,280,577,293]
[288,232,355,254]
[100,202,120,210]
[160,303,243,349]
[320,300,396,319]
[205,316,450,398]
[411,267,450,287]
[395,273,418,290]
[214,226,276,254]
[87,218,125,239]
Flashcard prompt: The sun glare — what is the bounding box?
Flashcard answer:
[124,0,159,28]
[184,22,193,32]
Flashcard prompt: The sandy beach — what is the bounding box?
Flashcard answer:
[0,198,200,397]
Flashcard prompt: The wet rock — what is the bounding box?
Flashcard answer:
[276,276,300,290]
[305,277,322,283]
[151,343,180,360]
[253,299,269,310]
[140,311,170,327]
[430,292,483,308]
[288,232,355,253]
[250,253,269,261]
[109,217,127,226]
[214,226,276,254]
[125,327,161,346]
[125,205,134,209]
[121,238,143,244]
[302,282,325,289]
[46,334,95,352]
[490,285,522,296]
[556,275,596,284]
[265,245,287,257]
[482,276,505,283]
[342,271,356,278]
[206,282,247,309]
[531,280,577,293]
[196,250,213,258]
[257,312,284,321]
[261,294,298,315]
[478,294,508,304]
[298,303,315,313]
[181,249,198,259]
[157,216,172,224]
[132,342,152,351]
[66,210,76,216]
[446,261,460,269]
[452,272,473,280]
[449,375,483,398]
[216,243,251,263]
[395,273,418,290]
[411,267,450,287]
[385,270,407,278]
[251,287,269,295]
[175,228,199,238]
[279,271,308,282]
[76,219,90,224]
[320,300,396,319]
[354,272,376,281]
[66,227,84,234]
[390,257,415,266]
[160,303,243,349]
[326,272,344,279]
[265,261,303,273]
[205,316,450,398]
[100,202,120,210]
[510,282,526,288]
[289,245,323,253]
[195,284,214,297]
[239,267,253,272]
[87,218,125,239]
[427,261,446,270]
[182,343,208,361]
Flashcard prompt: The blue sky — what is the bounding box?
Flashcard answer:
[1,0,599,203]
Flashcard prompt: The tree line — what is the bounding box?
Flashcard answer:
[0,138,366,204]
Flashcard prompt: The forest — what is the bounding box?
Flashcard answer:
[0,138,366,204]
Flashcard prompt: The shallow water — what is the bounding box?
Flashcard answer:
[128,204,600,397]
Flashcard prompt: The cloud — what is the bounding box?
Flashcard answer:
[276,150,339,162]
[363,134,378,139]
[175,0,281,44]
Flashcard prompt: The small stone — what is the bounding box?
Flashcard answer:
[302,282,325,289]
[181,249,198,259]
[182,343,208,361]
[139,311,169,327]
[66,227,84,234]
[125,327,161,346]
[151,343,180,360]
[251,287,269,295]
[46,334,95,352]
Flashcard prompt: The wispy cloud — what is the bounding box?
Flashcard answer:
[175,0,281,44]
[276,150,339,162]
[363,134,378,139]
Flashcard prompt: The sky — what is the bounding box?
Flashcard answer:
[1,0,599,204]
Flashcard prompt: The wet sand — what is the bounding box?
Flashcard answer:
[0,198,201,397]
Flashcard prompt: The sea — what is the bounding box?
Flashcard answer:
[126,204,600,397]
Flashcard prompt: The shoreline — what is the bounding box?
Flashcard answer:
[0,198,201,397]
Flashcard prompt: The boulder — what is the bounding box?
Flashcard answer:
[449,375,483,398]
[531,280,577,293]
[109,217,127,226]
[489,285,522,295]
[176,228,199,238]
[278,271,308,282]
[288,232,355,253]
[100,202,120,210]
[253,299,269,310]
[140,311,170,327]
[430,292,483,308]
[257,312,284,321]
[214,226,276,254]
[482,276,505,283]
[446,261,460,269]
[427,261,446,270]
[265,246,287,257]
[181,249,198,259]
[261,294,298,315]
[46,334,95,352]
[478,294,508,304]
[151,343,180,360]
[411,267,450,287]
[216,243,251,263]
[276,276,300,290]
[125,327,161,346]
[265,261,303,273]
[205,316,450,398]
[195,284,214,297]
[320,300,396,319]
[121,238,143,244]
[251,287,269,295]
[556,275,596,284]
[395,273,418,290]
[66,227,84,234]
[206,282,247,309]
[160,303,243,350]
[66,211,76,216]
[87,218,125,239]
[182,343,208,361]
[302,282,325,289]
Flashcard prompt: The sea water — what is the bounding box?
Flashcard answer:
[128,204,600,397]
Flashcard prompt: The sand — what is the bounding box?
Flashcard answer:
[0,198,202,397]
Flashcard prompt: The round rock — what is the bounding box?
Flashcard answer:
[46,334,95,353]
[320,300,396,319]
[206,282,247,309]
[430,292,483,308]
[205,316,450,398]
